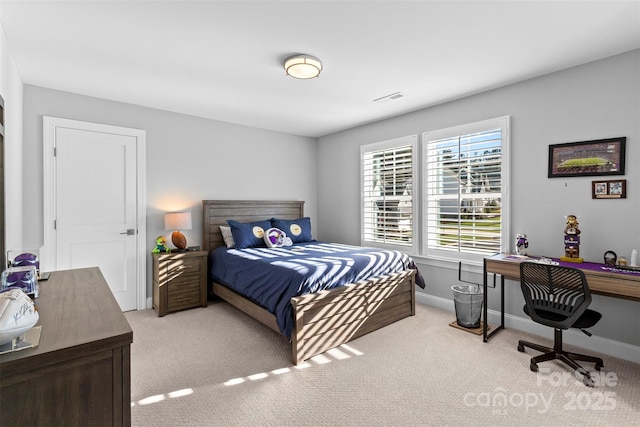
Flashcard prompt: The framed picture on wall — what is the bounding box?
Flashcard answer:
[548,137,626,178]
[592,179,626,199]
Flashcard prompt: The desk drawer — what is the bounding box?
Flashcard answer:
[485,258,521,280]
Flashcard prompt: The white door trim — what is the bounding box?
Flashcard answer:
[42,116,147,310]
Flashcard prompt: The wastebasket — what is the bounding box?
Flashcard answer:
[451,284,484,328]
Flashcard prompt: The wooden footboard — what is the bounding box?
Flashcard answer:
[213,269,416,365]
[291,269,416,364]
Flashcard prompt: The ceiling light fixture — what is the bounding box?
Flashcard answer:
[284,54,322,79]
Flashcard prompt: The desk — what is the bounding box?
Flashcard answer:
[482,253,640,342]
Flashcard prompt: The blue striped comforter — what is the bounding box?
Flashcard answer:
[210,242,425,338]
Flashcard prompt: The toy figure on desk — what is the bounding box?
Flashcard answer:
[561,214,583,263]
[515,234,528,256]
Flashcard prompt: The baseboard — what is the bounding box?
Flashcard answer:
[146,296,153,309]
[415,292,640,364]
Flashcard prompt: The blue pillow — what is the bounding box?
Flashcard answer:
[270,217,313,243]
[227,219,272,249]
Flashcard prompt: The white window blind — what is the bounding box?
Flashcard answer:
[423,117,509,262]
[361,136,417,249]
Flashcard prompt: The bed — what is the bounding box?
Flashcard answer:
[202,200,424,365]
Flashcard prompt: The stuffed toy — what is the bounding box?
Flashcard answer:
[152,236,171,253]
[264,228,293,248]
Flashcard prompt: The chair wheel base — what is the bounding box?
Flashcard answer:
[583,374,595,387]
[517,339,604,386]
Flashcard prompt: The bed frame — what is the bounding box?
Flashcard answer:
[202,200,417,365]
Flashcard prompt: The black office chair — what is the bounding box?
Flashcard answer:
[517,262,604,387]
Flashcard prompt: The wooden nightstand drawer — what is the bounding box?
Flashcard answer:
[152,250,208,316]
[166,257,202,277]
[168,278,200,293]
[166,269,201,287]
[168,289,201,312]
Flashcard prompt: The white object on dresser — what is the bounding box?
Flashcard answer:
[0,288,39,345]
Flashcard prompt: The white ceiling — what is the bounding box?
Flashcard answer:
[1,1,639,138]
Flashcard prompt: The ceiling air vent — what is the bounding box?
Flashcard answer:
[373,92,406,103]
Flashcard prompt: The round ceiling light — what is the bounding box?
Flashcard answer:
[284,54,322,79]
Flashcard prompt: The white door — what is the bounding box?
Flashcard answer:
[43,117,146,312]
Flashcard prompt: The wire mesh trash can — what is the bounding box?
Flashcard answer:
[451,284,484,328]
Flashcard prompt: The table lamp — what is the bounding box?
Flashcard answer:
[164,212,192,250]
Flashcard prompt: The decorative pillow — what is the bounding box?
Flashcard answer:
[263,228,293,248]
[270,217,313,243]
[219,225,235,249]
[227,219,272,249]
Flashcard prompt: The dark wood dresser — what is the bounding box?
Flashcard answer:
[0,267,133,426]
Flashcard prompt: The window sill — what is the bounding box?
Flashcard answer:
[405,253,485,275]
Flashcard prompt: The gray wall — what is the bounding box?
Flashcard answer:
[317,50,640,351]
[22,86,318,298]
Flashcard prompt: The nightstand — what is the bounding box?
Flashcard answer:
[152,250,208,316]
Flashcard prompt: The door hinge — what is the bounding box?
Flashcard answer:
[53,147,57,157]
[54,219,57,230]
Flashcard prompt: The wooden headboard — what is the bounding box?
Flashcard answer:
[202,200,305,252]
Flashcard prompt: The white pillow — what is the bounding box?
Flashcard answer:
[219,225,235,248]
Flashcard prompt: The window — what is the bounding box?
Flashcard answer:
[423,117,510,263]
[361,135,417,251]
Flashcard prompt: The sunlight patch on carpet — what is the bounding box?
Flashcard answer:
[132,388,194,407]
[223,343,364,386]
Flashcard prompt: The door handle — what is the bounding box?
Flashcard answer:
[120,229,136,236]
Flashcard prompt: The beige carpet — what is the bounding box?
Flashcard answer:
[126,301,640,426]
